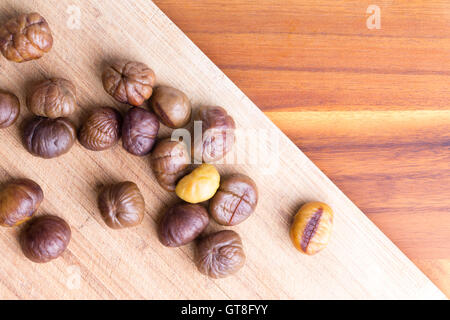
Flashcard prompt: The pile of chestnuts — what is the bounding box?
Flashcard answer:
[0,11,334,277]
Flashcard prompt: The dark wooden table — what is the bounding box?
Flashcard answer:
[154,0,450,297]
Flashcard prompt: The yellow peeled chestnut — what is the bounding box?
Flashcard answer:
[175,164,220,203]
[290,201,334,255]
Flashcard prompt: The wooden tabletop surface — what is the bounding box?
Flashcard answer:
[154,0,450,297]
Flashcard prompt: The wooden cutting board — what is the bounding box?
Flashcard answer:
[0,0,445,299]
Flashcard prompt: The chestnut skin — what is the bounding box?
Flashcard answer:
[158,203,209,247]
[98,181,145,229]
[150,138,191,192]
[102,60,155,106]
[0,90,20,128]
[0,12,53,63]
[151,86,191,128]
[195,230,246,279]
[78,107,122,151]
[27,78,77,118]
[20,215,71,263]
[122,107,159,156]
[23,116,77,158]
[0,179,43,227]
[192,106,236,163]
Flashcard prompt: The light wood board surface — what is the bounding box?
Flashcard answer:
[153,0,450,296]
[0,0,445,299]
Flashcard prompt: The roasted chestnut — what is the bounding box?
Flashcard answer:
[158,203,209,247]
[0,179,43,227]
[0,90,20,128]
[20,215,71,263]
[0,12,53,63]
[151,86,191,128]
[290,202,334,255]
[23,117,76,158]
[192,106,236,163]
[122,107,159,156]
[150,138,191,192]
[78,107,122,151]
[102,60,155,106]
[27,78,77,118]
[175,164,220,204]
[195,230,246,279]
[209,174,258,226]
[98,181,145,229]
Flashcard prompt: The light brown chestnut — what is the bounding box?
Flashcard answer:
[150,138,191,192]
[158,203,209,247]
[195,230,246,279]
[151,86,191,128]
[23,117,76,159]
[102,60,155,106]
[192,106,236,163]
[0,90,20,128]
[98,181,145,229]
[78,107,122,151]
[0,12,53,63]
[0,179,43,227]
[27,78,77,118]
[209,174,258,226]
[20,215,71,263]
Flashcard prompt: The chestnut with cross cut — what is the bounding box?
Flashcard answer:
[209,174,258,226]
[290,202,334,255]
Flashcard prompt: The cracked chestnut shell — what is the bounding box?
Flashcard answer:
[78,107,122,151]
[150,138,191,192]
[0,90,20,128]
[209,174,258,226]
[151,86,191,128]
[195,230,246,279]
[98,181,145,229]
[122,107,159,156]
[102,60,155,106]
[0,179,43,227]
[27,78,77,118]
[192,106,236,163]
[20,215,71,263]
[0,12,53,63]
[158,203,209,247]
[290,202,334,255]
[23,116,76,158]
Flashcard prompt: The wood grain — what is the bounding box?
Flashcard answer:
[0,0,446,299]
[154,0,450,297]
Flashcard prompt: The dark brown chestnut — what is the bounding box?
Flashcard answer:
[78,107,122,151]
[98,181,145,229]
[0,179,43,227]
[150,138,191,192]
[20,215,71,263]
[0,90,20,128]
[192,106,236,163]
[195,230,246,278]
[27,78,77,118]
[209,174,258,226]
[158,203,209,247]
[0,12,53,63]
[151,86,191,128]
[122,107,159,156]
[23,117,76,158]
[102,60,155,106]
